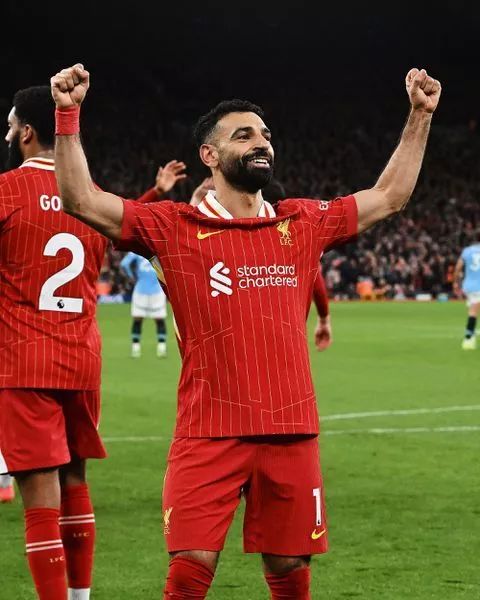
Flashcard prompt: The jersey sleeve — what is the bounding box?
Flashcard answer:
[461,248,467,261]
[135,188,162,204]
[115,199,179,257]
[298,195,358,251]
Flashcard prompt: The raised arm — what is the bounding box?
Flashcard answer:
[354,68,441,233]
[51,64,124,241]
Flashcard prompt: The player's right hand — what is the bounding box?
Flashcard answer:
[51,64,90,109]
[405,68,441,114]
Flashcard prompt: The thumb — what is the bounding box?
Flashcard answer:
[409,68,426,92]
[406,68,419,85]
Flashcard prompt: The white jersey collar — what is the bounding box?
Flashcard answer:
[20,157,55,171]
[197,190,276,219]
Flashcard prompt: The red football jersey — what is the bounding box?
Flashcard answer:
[117,191,357,437]
[0,157,108,389]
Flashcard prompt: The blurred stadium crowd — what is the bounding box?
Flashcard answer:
[3,71,479,301]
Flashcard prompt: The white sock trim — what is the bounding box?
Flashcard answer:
[68,588,91,600]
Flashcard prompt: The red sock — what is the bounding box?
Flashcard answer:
[59,483,95,591]
[25,508,67,600]
[265,567,311,599]
[164,556,214,599]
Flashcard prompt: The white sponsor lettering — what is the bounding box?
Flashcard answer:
[210,261,297,296]
[237,263,297,289]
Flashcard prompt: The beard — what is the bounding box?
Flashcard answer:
[6,132,24,170]
[219,149,274,193]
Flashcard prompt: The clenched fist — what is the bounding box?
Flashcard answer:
[51,63,90,109]
[406,68,441,114]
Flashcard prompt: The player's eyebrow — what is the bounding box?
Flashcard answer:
[231,126,271,139]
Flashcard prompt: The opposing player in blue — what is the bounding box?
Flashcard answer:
[120,252,168,358]
[454,231,480,350]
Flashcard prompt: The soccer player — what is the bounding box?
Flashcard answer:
[453,231,480,350]
[120,251,168,357]
[51,63,441,599]
[0,85,108,600]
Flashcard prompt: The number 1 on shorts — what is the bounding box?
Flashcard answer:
[313,487,322,526]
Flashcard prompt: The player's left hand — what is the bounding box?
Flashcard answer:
[51,63,89,108]
[154,160,187,194]
[314,316,332,351]
[406,68,442,114]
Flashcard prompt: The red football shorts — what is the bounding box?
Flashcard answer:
[162,435,328,556]
[0,388,107,474]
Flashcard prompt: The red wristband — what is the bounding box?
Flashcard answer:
[55,106,80,135]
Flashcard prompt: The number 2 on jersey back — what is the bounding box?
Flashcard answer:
[39,233,85,313]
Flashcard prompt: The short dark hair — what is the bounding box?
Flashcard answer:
[193,99,264,148]
[13,85,55,148]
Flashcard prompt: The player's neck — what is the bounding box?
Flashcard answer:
[22,145,54,162]
[213,181,264,219]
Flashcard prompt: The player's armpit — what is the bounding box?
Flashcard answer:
[353,188,397,233]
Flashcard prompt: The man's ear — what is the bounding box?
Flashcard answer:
[199,144,219,168]
[21,124,34,145]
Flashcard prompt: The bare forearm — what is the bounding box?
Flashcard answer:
[54,133,123,239]
[375,108,432,211]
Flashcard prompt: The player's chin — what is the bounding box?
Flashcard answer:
[245,165,273,188]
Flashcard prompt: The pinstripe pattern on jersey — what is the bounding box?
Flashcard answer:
[117,195,357,436]
[0,158,108,389]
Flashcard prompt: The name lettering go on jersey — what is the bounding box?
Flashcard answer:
[0,158,108,389]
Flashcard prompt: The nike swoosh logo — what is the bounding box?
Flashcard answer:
[311,529,326,540]
[197,230,224,240]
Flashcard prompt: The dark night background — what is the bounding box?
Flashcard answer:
[2,1,480,300]
[1,2,479,121]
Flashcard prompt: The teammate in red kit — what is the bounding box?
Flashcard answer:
[0,86,108,600]
[51,64,441,599]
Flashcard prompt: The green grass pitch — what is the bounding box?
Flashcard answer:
[2,301,480,598]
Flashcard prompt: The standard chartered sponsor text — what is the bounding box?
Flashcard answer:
[237,264,297,289]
